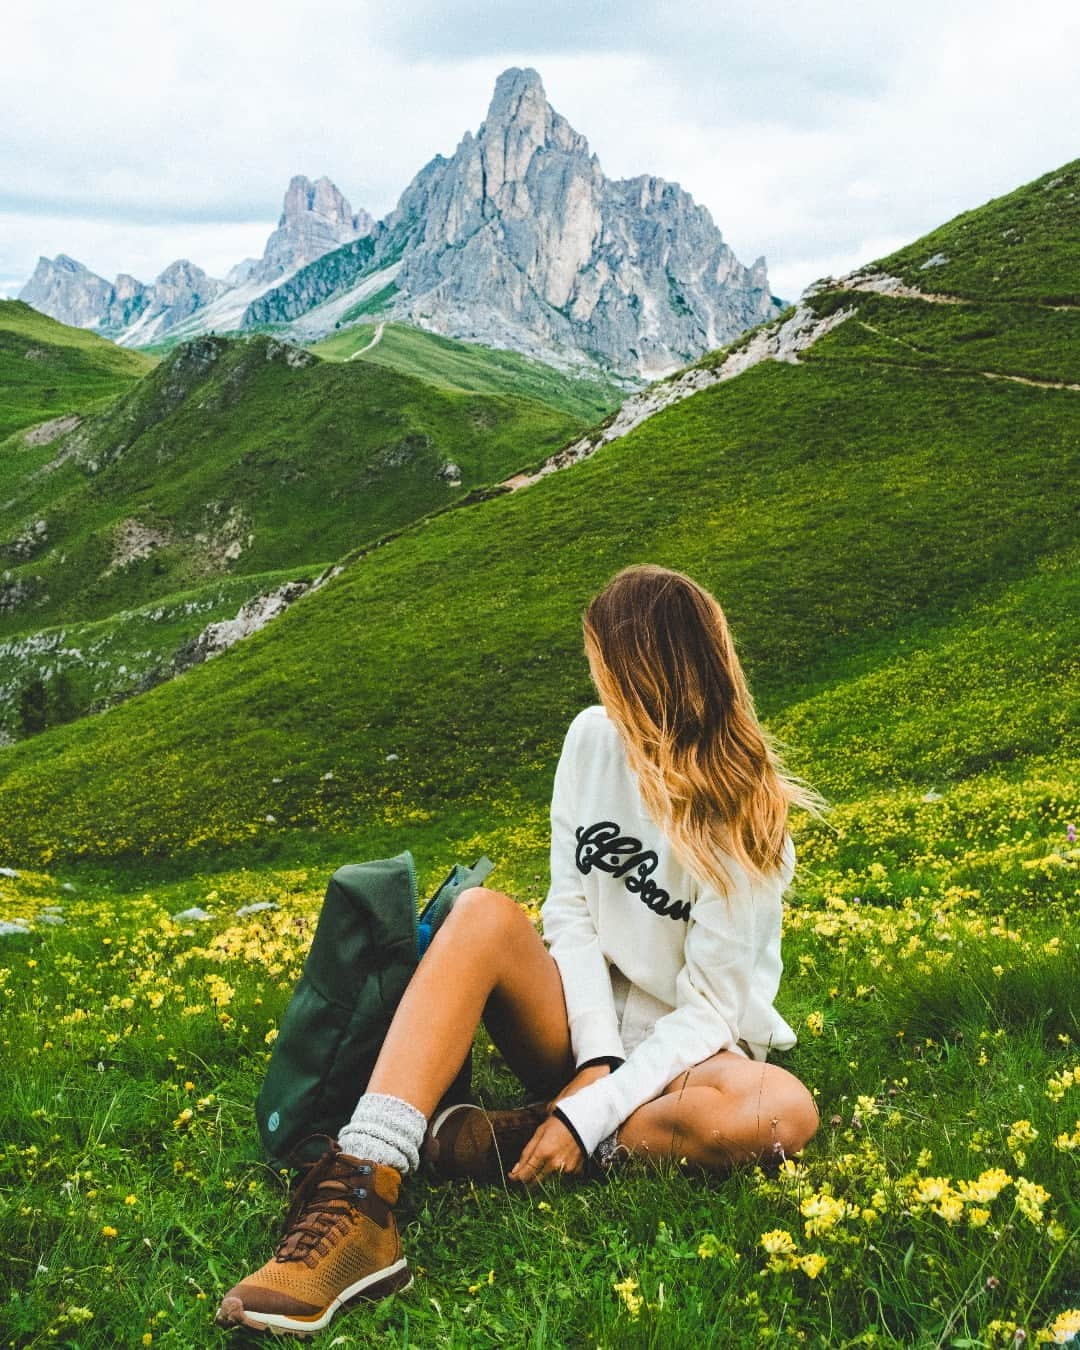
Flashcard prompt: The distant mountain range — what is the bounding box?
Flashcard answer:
[18,68,783,379]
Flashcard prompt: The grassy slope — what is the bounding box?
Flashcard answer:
[1,161,1078,1347]
[0,331,586,641]
[310,321,627,423]
[0,334,1074,865]
[0,565,322,740]
[0,299,155,441]
[876,157,1080,303]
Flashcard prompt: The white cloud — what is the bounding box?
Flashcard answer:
[1,0,1077,303]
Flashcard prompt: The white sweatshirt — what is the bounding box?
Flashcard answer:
[540,704,797,1157]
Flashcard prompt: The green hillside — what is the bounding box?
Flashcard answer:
[0,564,322,741]
[310,321,627,422]
[0,298,155,441]
[871,157,1080,303]
[0,330,587,645]
[1,161,1078,1346]
[0,161,1076,862]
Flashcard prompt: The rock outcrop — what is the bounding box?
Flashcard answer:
[249,174,375,286]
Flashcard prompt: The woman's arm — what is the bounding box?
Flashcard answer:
[539,713,626,1070]
[553,835,796,1157]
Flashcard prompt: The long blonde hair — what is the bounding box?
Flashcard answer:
[582,564,826,897]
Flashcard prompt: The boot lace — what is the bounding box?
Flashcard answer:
[274,1144,373,1264]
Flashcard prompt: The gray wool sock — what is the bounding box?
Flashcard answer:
[337,1091,428,1174]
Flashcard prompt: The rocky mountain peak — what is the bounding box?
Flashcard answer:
[376,67,781,377]
[279,173,357,231]
[254,173,374,286]
[479,66,589,185]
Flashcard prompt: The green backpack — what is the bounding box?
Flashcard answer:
[256,848,494,1169]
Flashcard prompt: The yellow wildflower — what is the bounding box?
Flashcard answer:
[798,1252,828,1279]
[956,1167,1013,1204]
[911,1176,952,1205]
[934,1196,964,1225]
[1046,1065,1080,1102]
[698,1232,722,1259]
[1053,1123,1080,1152]
[613,1276,643,1318]
[1007,1119,1038,1166]
[1015,1176,1050,1226]
[1037,1308,1080,1344]
[759,1230,797,1256]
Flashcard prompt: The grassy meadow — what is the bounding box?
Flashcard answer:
[1,162,1078,1346]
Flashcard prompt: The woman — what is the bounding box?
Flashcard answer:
[217,563,823,1337]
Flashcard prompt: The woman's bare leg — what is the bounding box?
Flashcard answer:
[613,1051,819,1169]
[366,887,575,1116]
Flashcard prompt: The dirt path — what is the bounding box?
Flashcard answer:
[346,321,386,360]
[854,321,1078,390]
[980,370,1080,391]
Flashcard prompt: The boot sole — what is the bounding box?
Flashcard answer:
[216,1259,412,1336]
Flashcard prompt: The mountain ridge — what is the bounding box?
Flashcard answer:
[17,68,781,379]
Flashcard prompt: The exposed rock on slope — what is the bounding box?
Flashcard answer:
[499,301,856,489]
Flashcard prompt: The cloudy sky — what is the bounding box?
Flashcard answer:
[2,0,1077,304]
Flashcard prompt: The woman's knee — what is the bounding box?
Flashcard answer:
[442,885,531,943]
[769,1077,820,1157]
[685,1075,818,1165]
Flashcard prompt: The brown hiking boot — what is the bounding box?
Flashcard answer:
[215,1142,411,1336]
[424,1101,550,1183]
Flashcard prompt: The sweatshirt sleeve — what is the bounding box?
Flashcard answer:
[556,833,795,1156]
[539,715,626,1068]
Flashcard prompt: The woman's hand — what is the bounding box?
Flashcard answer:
[508,1114,585,1186]
[508,1062,613,1185]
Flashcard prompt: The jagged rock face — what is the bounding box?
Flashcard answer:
[18,173,373,341]
[19,254,119,331]
[107,272,150,329]
[250,174,375,285]
[139,260,227,331]
[224,257,260,286]
[378,67,780,377]
[18,254,223,340]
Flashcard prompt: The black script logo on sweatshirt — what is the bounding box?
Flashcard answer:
[575,819,691,922]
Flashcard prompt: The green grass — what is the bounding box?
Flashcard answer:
[0,564,325,738]
[0,299,155,441]
[804,293,1079,386]
[0,347,1074,868]
[0,330,588,642]
[309,321,627,422]
[0,156,1078,1347]
[1,754,1077,1346]
[872,157,1080,304]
